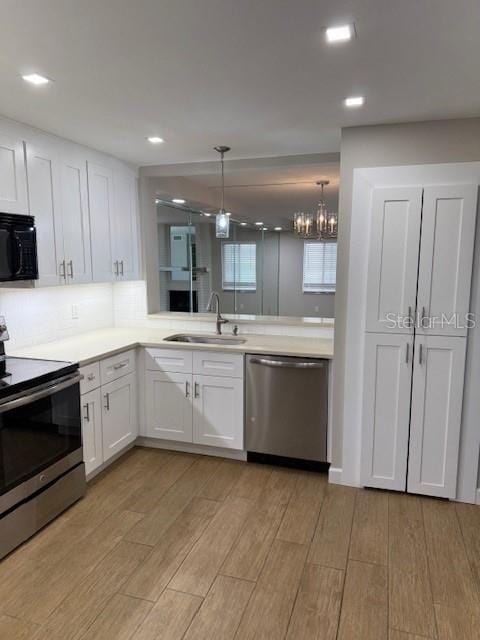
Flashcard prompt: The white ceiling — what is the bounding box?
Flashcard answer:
[1,0,479,165]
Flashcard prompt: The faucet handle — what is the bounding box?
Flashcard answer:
[232,324,239,336]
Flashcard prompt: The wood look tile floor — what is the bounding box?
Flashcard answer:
[1,447,480,640]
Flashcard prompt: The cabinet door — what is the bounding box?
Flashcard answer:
[102,372,137,462]
[192,375,243,450]
[25,142,65,286]
[87,161,114,282]
[408,335,467,498]
[361,333,413,491]
[113,167,140,280]
[81,388,103,475]
[417,185,478,337]
[366,187,422,333]
[61,152,92,284]
[0,130,28,214]
[145,371,192,442]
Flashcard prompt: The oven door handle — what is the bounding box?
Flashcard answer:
[0,372,83,414]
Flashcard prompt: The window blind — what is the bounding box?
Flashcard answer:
[222,242,257,291]
[302,241,337,293]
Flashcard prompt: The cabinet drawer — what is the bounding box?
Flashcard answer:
[145,348,193,373]
[193,351,244,378]
[80,362,101,394]
[100,349,136,385]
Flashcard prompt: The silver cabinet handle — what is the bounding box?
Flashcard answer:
[250,357,325,369]
[120,260,124,276]
[59,260,67,281]
[185,381,190,397]
[114,260,119,276]
[67,260,74,279]
[418,343,423,365]
[405,342,410,363]
[83,402,90,422]
[113,362,127,370]
[87,373,95,381]
[194,382,200,398]
[408,306,412,324]
[104,393,110,410]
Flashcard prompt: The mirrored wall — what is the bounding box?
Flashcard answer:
[154,156,338,319]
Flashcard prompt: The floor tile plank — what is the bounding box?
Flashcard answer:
[169,497,252,597]
[456,502,480,589]
[276,472,327,545]
[423,499,480,615]
[78,594,152,640]
[197,460,245,502]
[235,539,308,640]
[349,489,388,565]
[0,615,40,640]
[131,589,202,640]
[434,604,480,640]
[308,484,356,570]
[337,560,388,640]
[183,575,254,640]
[286,564,343,640]
[388,493,436,638]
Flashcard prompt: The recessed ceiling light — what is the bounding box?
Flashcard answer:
[255,222,263,226]
[155,198,160,204]
[344,95,364,107]
[147,136,165,144]
[274,227,283,231]
[172,198,186,204]
[22,73,50,85]
[226,212,232,216]
[202,212,212,217]
[240,222,247,226]
[262,227,268,231]
[325,24,353,43]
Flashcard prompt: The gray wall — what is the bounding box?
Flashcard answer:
[332,117,480,470]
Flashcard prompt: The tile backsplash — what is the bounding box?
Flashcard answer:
[0,283,114,350]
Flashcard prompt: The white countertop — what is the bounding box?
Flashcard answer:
[10,327,334,366]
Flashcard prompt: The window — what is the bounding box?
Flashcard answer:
[222,242,257,291]
[302,241,337,293]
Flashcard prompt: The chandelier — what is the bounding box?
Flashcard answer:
[293,180,338,240]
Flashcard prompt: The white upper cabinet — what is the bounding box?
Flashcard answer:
[416,185,478,336]
[366,187,423,333]
[361,332,413,491]
[408,335,467,498]
[87,161,114,282]
[112,167,140,280]
[25,141,64,286]
[0,129,28,214]
[26,139,92,286]
[59,150,92,284]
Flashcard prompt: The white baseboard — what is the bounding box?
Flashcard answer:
[328,466,343,484]
[136,437,247,461]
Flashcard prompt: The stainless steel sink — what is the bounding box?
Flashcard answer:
[164,333,246,345]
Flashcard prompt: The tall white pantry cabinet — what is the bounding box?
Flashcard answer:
[361,184,478,498]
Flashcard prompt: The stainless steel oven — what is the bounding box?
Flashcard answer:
[0,359,85,558]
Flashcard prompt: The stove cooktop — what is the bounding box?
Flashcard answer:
[0,356,79,399]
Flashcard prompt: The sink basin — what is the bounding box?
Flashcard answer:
[164,333,246,345]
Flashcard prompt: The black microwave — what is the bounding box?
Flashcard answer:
[0,213,38,282]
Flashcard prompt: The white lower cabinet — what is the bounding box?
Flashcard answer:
[361,333,413,491]
[193,375,243,449]
[80,352,138,475]
[407,335,467,498]
[361,332,467,498]
[144,349,244,450]
[81,388,103,476]
[145,371,192,442]
[102,372,137,462]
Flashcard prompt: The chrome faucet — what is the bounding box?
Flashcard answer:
[206,291,229,335]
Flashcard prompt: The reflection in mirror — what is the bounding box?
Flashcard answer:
[154,156,338,319]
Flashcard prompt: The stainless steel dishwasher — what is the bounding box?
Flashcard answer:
[246,354,328,469]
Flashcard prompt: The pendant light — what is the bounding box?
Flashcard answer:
[214,145,230,238]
